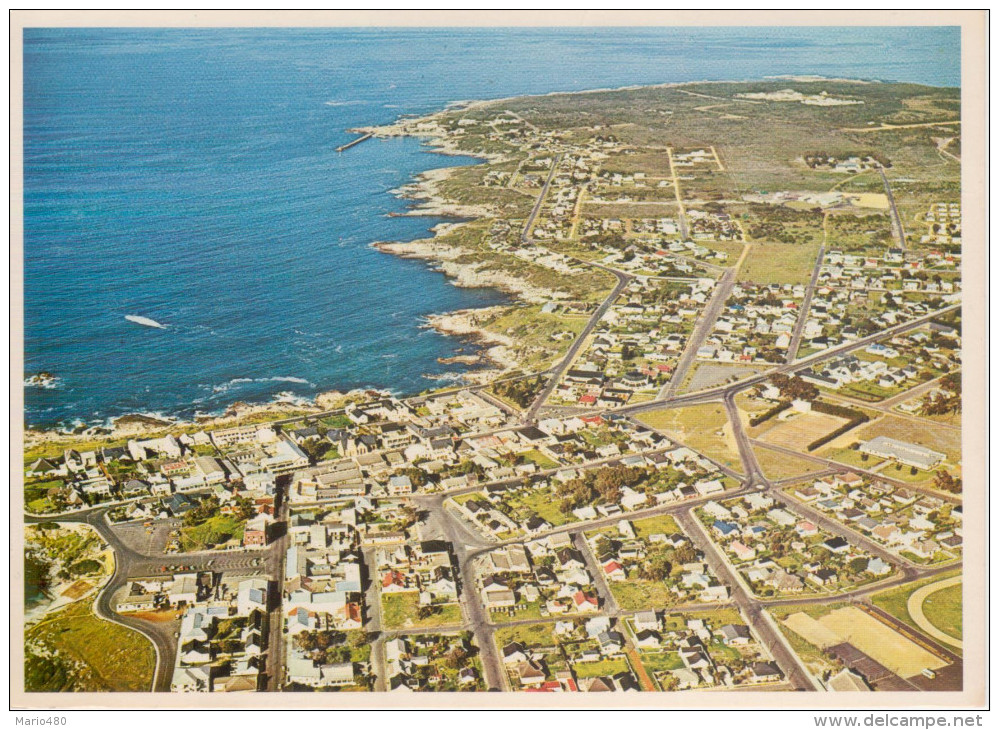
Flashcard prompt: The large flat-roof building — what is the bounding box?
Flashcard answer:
[859,436,945,471]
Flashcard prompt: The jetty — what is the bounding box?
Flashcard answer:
[336,133,373,153]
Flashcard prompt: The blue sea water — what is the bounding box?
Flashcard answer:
[23,27,960,428]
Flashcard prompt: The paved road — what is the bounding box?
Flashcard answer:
[414,494,504,690]
[676,510,818,691]
[519,153,562,246]
[785,245,825,363]
[525,266,632,421]
[749,439,961,505]
[21,285,961,693]
[659,266,738,400]
[27,494,290,692]
[618,303,962,419]
[878,165,908,250]
[723,391,765,486]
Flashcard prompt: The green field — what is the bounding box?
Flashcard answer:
[522,449,560,470]
[922,583,962,641]
[494,621,557,649]
[636,404,742,473]
[869,569,962,636]
[490,600,544,624]
[24,601,155,692]
[661,607,745,632]
[571,657,630,679]
[738,242,823,286]
[609,580,678,611]
[753,444,827,481]
[631,514,680,539]
[180,514,245,552]
[505,487,573,527]
[381,593,463,630]
[637,650,685,674]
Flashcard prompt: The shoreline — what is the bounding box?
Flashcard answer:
[23,74,903,447]
[24,523,114,627]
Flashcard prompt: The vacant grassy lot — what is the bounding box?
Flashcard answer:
[522,449,559,470]
[631,514,680,539]
[382,591,461,629]
[661,607,745,632]
[752,444,826,481]
[180,514,245,552]
[638,650,684,674]
[506,487,573,528]
[818,445,885,471]
[572,657,630,679]
[25,601,155,692]
[737,242,822,286]
[490,600,543,624]
[636,404,742,473]
[494,622,557,649]
[381,593,463,630]
[610,580,679,612]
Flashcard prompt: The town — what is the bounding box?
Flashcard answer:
[24,78,963,695]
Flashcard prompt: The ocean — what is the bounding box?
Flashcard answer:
[22,27,960,429]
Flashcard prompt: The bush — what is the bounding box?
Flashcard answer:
[68,559,102,576]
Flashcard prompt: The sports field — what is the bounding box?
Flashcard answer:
[819,607,947,678]
[757,411,848,451]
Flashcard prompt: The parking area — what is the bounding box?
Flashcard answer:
[112,519,183,557]
[129,553,267,577]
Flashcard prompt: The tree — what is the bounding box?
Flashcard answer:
[295,632,318,653]
[324,646,351,664]
[638,549,672,582]
[442,647,469,670]
[847,557,868,575]
[672,544,698,566]
[770,374,818,402]
[933,470,962,494]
